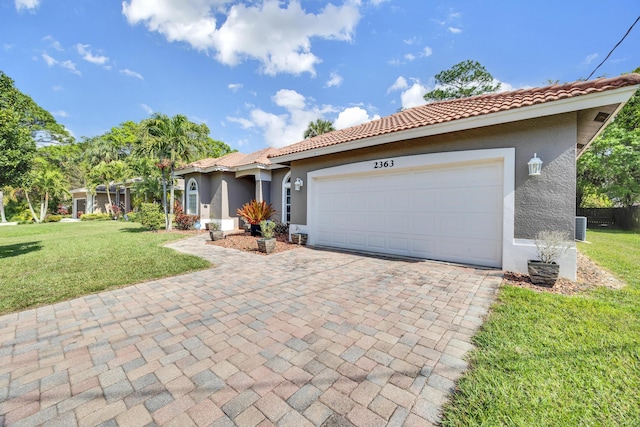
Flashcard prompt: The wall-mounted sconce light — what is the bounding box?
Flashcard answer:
[528,153,543,176]
[294,178,304,191]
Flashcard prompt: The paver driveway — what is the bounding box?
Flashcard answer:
[0,234,502,426]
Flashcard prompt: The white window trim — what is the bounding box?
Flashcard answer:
[186,178,199,216]
[282,172,291,224]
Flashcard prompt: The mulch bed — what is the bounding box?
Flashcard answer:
[205,232,302,255]
[503,251,625,296]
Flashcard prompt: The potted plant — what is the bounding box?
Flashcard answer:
[257,220,277,254]
[527,230,572,287]
[236,200,276,236]
[209,222,224,241]
[290,226,307,245]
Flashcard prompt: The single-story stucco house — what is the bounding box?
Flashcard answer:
[177,74,640,280]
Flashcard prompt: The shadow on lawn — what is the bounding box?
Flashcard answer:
[0,241,42,258]
[118,226,149,233]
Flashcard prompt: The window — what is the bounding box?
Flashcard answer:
[282,172,291,223]
[187,179,198,215]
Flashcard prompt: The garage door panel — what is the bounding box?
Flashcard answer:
[311,159,503,268]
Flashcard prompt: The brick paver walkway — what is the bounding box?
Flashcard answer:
[0,234,502,426]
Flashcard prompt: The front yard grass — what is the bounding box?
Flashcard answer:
[0,221,210,315]
[441,229,640,427]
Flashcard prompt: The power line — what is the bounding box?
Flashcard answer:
[587,15,640,80]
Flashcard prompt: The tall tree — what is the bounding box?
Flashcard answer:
[423,60,501,102]
[0,71,71,222]
[304,119,335,139]
[138,113,209,230]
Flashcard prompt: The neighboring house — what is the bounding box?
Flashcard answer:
[177,74,640,280]
[69,185,127,219]
[70,178,184,219]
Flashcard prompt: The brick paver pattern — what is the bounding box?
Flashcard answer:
[0,234,502,426]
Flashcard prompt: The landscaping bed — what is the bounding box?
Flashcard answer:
[205,231,302,255]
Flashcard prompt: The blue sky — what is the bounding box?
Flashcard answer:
[1,0,639,154]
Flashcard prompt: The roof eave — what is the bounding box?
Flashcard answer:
[272,84,640,163]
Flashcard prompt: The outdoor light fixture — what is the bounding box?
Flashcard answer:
[528,153,543,176]
[294,178,304,191]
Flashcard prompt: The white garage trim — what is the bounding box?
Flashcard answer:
[307,148,516,268]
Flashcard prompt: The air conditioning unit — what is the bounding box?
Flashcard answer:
[575,216,587,241]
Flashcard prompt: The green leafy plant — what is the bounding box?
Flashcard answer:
[139,202,165,231]
[44,214,62,223]
[236,199,275,225]
[260,220,276,239]
[80,213,112,221]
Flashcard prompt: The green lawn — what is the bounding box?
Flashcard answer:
[441,229,640,427]
[0,221,210,315]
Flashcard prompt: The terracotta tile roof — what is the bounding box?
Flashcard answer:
[181,147,279,171]
[272,74,640,158]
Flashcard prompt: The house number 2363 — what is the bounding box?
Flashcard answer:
[373,159,395,169]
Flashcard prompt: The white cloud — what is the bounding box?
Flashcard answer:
[51,110,69,118]
[120,68,144,79]
[76,44,109,65]
[15,0,39,11]
[227,116,255,129]
[3,44,14,51]
[60,60,81,75]
[52,85,63,92]
[422,46,433,57]
[387,76,408,94]
[400,81,428,109]
[43,35,63,51]
[122,0,361,76]
[228,88,336,147]
[584,53,599,65]
[228,83,243,92]
[325,72,343,88]
[404,53,416,61]
[42,53,57,67]
[369,0,389,5]
[334,107,380,130]
[403,36,420,45]
[41,53,81,75]
[140,104,153,114]
[448,26,462,34]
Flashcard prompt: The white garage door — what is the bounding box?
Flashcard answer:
[310,159,503,267]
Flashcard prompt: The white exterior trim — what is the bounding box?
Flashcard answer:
[274,86,639,163]
[186,178,199,216]
[282,172,291,224]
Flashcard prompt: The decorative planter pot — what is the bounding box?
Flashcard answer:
[209,230,224,241]
[250,224,261,237]
[527,260,560,287]
[257,238,276,254]
[291,233,307,245]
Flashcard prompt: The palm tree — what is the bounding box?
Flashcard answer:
[138,113,209,231]
[21,159,69,222]
[304,119,335,139]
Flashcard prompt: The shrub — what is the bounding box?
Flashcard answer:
[127,212,139,223]
[139,203,165,231]
[45,215,62,223]
[80,213,112,221]
[57,204,69,215]
[174,202,198,230]
[274,221,289,237]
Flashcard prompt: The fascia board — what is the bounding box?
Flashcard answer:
[273,85,640,163]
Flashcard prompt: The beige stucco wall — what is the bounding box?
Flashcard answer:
[287,113,577,239]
